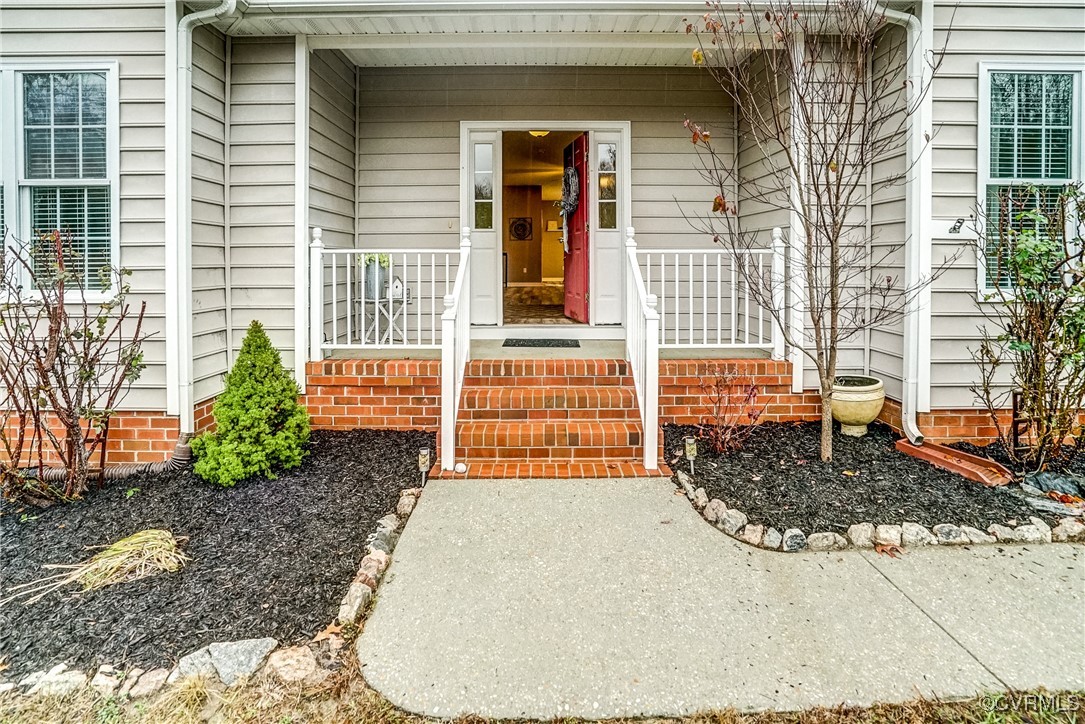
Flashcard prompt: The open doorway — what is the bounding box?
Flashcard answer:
[500,130,586,325]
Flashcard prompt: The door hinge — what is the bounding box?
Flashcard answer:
[585,293,590,301]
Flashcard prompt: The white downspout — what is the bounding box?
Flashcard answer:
[882,3,931,445]
[173,0,239,434]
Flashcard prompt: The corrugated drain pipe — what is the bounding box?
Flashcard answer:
[26,434,194,483]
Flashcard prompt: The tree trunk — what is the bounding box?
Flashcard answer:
[820,387,834,462]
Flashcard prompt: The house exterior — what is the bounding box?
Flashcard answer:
[1,1,1082,473]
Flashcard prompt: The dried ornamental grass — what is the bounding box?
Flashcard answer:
[2,529,189,605]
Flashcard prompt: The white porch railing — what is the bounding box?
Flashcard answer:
[624,228,660,470]
[440,229,472,471]
[637,232,785,353]
[308,228,466,354]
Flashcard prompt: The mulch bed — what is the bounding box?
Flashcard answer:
[664,422,1058,534]
[0,428,433,680]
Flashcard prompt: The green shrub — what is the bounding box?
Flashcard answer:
[192,321,310,486]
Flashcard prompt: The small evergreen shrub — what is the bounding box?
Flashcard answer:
[192,321,310,486]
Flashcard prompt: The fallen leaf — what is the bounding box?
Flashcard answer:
[312,622,343,643]
[842,470,858,477]
[874,543,904,558]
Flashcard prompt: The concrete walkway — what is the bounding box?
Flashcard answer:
[356,478,1085,719]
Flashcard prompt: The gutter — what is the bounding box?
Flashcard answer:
[881,3,931,445]
[172,0,241,435]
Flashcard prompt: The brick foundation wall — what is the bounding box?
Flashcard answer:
[2,411,180,466]
[194,397,216,434]
[302,359,441,430]
[659,359,822,426]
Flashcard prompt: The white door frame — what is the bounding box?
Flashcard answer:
[459,120,633,329]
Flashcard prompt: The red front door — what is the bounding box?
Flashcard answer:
[563,133,589,323]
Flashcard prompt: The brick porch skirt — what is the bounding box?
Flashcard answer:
[2,411,180,466]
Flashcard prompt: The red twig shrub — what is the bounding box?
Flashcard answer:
[697,365,765,453]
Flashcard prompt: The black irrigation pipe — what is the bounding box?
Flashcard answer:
[23,434,193,483]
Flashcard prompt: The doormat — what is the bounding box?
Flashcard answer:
[502,339,581,348]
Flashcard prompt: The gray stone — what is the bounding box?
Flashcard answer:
[846,522,875,548]
[932,524,969,545]
[357,555,385,585]
[1029,517,1052,543]
[90,665,120,696]
[675,470,695,498]
[1052,518,1085,542]
[127,668,169,699]
[806,532,847,551]
[338,582,373,625]
[17,671,44,689]
[366,536,393,556]
[718,508,748,537]
[692,487,709,511]
[901,522,936,547]
[781,528,807,552]
[873,524,902,547]
[987,523,1017,541]
[27,664,87,697]
[1011,524,1046,544]
[1019,483,1046,497]
[264,646,328,685]
[396,494,417,518]
[960,526,997,545]
[175,646,216,680]
[739,524,765,547]
[207,638,278,686]
[703,499,726,524]
[117,667,144,698]
[761,527,783,550]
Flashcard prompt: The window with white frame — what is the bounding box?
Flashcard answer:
[0,67,116,290]
[980,67,1081,289]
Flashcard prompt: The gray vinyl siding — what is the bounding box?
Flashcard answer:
[227,37,298,369]
[191,25,228,404]
[867,25,909,403]
[0,1,168,411]
[309,49,356,250]
[355,67,733,251]
[928,0,1085,408]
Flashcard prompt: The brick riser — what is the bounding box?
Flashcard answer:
[453,358,651,471]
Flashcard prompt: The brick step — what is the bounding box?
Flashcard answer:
[464,358,630,386]
[455,421,643,461]
[459,387,639,420]
[430,461,673,479]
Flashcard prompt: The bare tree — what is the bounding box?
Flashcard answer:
[684,0,950,460]
[0,230,149,504]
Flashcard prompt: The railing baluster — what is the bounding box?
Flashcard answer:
[331,255,338,345]
[715,253,722,345]
[701,253,707,345]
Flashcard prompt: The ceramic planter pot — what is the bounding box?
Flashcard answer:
[831,375,885,437]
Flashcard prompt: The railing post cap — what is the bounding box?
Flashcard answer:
[461,226,471,236]
[626,226,636,236]
[443,293,455,308]
[311,227,323,242]
[771,226,783,239]
[645,293,658,308]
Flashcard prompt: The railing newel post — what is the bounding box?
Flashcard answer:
[309,227,324,362]
[771,226,786,361]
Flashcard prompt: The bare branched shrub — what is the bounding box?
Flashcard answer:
[0,230,149,505]
[970,183,1085,473]
[697,365,765,453]
[684,1,954,460]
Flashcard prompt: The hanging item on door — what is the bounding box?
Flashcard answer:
[559,165,580,220]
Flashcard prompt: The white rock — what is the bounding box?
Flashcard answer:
[395,494,417,518]
[761,527,783,550]
[127,668,169,699]
[27,665,87,697]
[264,646,328,685]
[692,487,709,511]
[960,525,997,544]
[932,524,969,545]
[987,523,1016,541]
[846,523,875,548]
[454,462,467,474]
[739,524,765,547]
[1029,517,1053,543]
[175,646,216,681]
[781,528,807,552]
[806,532,848,551]
[873,524,902,547]
[718,508,748,536]
[90,665,120,696]
[16,671,44,689]
[901,522,936,547]
[1052,517,1085,542]
[118,667,144,697]
[0,682,15,696]
[337,582,372,625]
[675,470,695,498]
[703,499,726,524]
[1010,524,1046,544]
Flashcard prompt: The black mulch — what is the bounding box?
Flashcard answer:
[951,439,1085,480]
[664,421,1058,534]
[0,428,433,680]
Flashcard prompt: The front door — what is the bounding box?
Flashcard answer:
[563,133,589,323]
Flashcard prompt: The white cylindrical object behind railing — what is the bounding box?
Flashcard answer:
[309,228,324,362]
[440,292,456,471]
[771,227,786,360]
[643,292,659,470]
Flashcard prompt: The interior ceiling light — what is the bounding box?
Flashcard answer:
[529,130,550,137]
